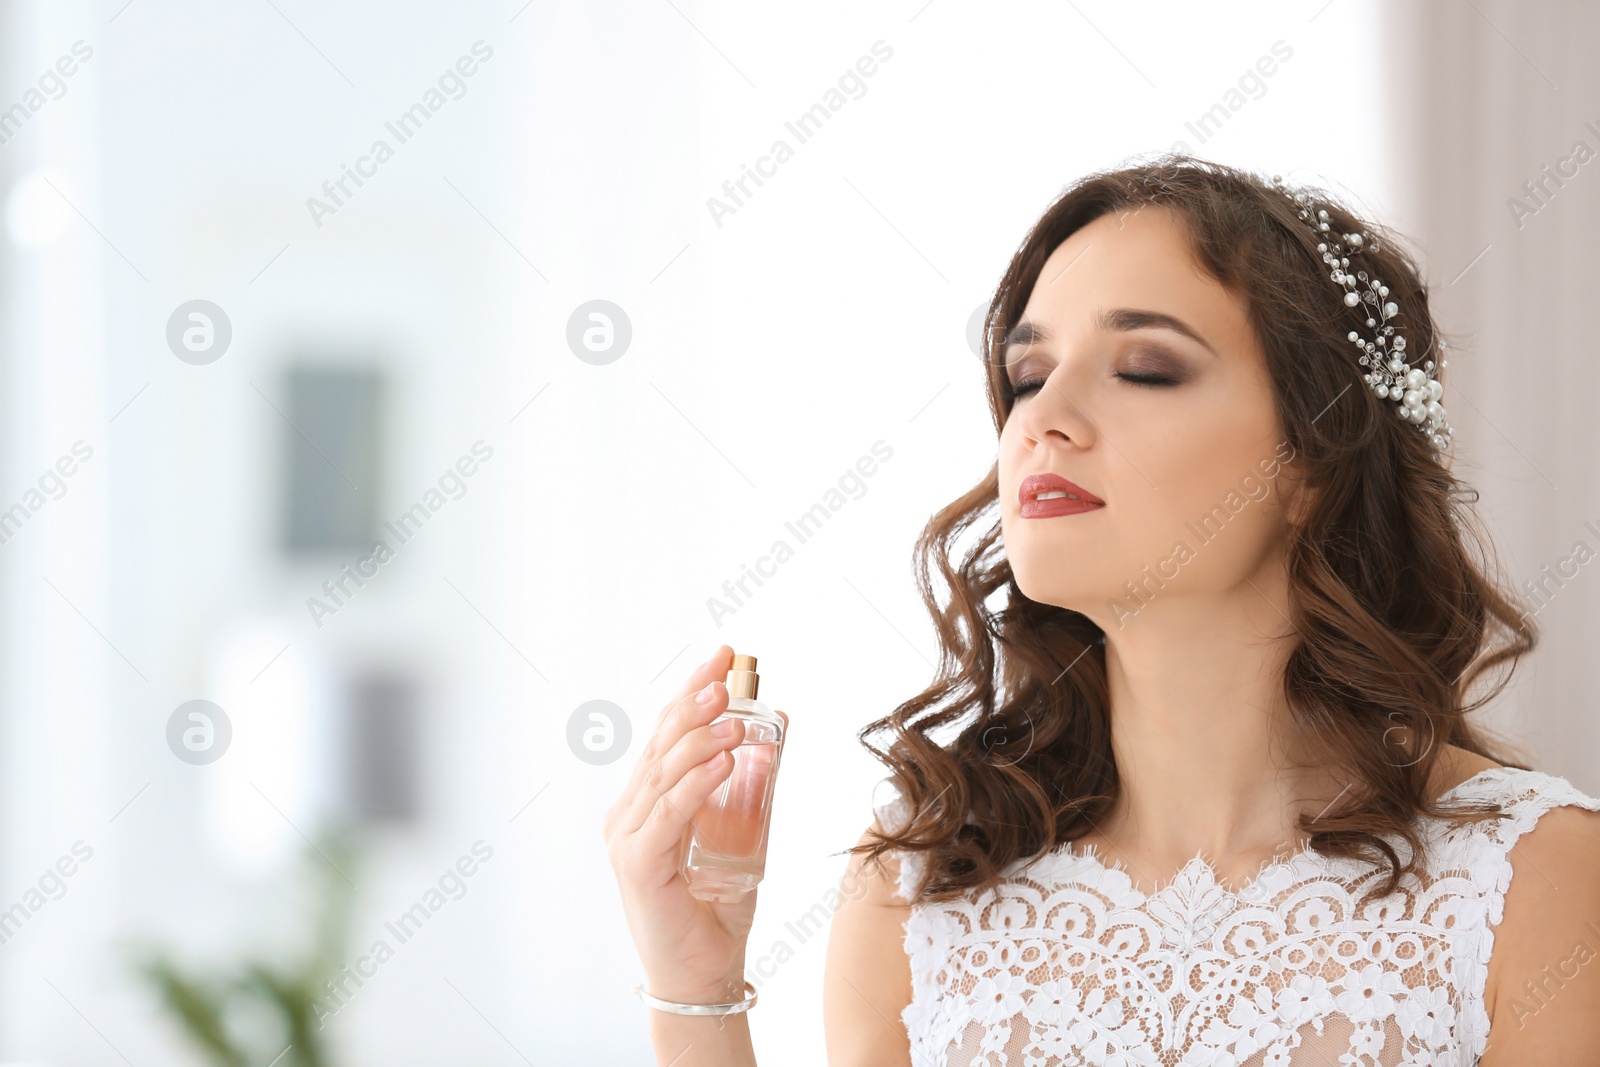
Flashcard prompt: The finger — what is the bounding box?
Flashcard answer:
[656,644,732,731]
[632,674,725,794]
[619,680,734,835]
[649,715,747,825]
[630,739,744,882]
[622,645,730,806]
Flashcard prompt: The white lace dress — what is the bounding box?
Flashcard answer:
[872,766,1600,1067]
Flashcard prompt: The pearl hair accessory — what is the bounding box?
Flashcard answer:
[1269,173,1454,456]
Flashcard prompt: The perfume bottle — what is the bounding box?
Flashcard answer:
[681,652,786,902]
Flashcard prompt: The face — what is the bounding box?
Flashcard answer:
[997,204,1303,631]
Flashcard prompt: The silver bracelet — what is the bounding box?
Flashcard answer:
[633,979,758,1016]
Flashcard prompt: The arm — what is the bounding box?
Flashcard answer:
[646,989,756,1066]
[646,818,916,1067]
[1479,803,1600,1063]
[823,821,915,1066]
[604,646,767,1067]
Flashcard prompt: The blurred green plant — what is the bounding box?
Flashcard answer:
[130,826,360,1067]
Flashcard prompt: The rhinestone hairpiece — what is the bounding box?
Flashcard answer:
[1269,174,1453,457]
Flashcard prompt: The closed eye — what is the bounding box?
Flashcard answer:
[1117,371,1178,388]
[1010,371,1177,400]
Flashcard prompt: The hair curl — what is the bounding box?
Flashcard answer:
[849,152,1535,905]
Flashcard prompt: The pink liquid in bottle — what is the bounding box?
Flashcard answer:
[680,653,786,902]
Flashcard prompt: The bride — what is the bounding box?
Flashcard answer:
[604,155,1600,1066]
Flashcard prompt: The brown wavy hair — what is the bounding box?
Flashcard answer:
[850,152,1536,905]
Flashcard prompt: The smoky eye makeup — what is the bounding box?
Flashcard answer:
[1005,343,1193,397]
[1117,347,1191,383]
[1003,353,1049,397]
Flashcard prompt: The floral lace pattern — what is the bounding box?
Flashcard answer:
[873,767,1600,1066]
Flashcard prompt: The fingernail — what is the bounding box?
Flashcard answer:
[696,682,717,706]
[711,718,734,737]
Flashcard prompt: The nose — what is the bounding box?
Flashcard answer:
[1016,370,1097,453]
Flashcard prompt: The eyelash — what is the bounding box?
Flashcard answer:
[1010,371,1177,399]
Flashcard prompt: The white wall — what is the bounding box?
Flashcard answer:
[1390,0,1600,787]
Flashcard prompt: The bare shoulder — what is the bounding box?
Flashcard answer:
[1479,779,1600,1065]
[1427,744,1503,799]
[822,817,914,1067]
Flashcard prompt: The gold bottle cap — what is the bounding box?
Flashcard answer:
[727,653,759,699]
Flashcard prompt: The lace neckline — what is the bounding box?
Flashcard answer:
[1028,765,1508,903]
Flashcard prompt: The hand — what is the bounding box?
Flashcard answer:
[603,645,789,1005]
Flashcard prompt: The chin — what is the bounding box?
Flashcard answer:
[1010,570,1083,611]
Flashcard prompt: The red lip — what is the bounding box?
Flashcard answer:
[1018,472,1104,518]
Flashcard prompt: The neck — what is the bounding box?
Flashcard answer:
[1095,558,1339,873]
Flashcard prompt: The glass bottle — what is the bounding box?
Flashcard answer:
[680,652,786,902]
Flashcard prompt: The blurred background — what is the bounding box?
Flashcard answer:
[0,0,1594,1063]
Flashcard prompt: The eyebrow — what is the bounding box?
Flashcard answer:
[1003,307,1217,357]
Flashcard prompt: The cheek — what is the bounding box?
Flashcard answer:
[996,421,1025,501]
[1100,402,1286,561]
[1135,426,1275,524]
[1122,457,1290,582]
[1126,380,1281,493]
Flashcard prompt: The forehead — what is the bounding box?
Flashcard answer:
[1021,204,1252,353]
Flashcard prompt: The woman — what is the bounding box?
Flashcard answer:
[604,155,1600,1065]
